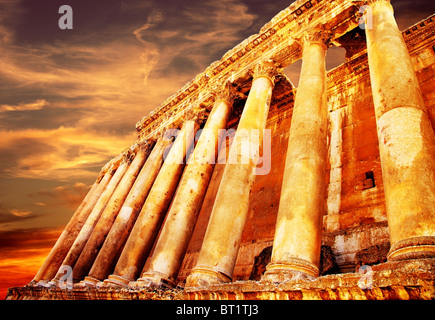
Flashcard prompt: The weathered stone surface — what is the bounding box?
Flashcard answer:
[250,245,338,281]
[8,259,434,300]
[355,242,390,269]
[319,246,339,275]
[11,0,435,300]
[249,246,272,281]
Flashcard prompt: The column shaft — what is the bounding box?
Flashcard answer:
[365,0,435,260]
[107,120,198,286]
[139,98,232,287]
[72,143,153,283]
[34,168,113,284]
[186,61,279,287]
[263,31,328,282]
[51,159,129,282]
[86,137,170,283]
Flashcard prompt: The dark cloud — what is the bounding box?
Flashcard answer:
[240,0,295,30]
[392,0,435,29]
[0,176,94,235]
[0,227,61,253]
[165,56,202,76]
[0,203,37,224]
[34,182,90,209]
[0,106,87,130]
[0,137,57,175]
[131,0,258,81]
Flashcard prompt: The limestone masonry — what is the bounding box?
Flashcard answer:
[7,0,435,300]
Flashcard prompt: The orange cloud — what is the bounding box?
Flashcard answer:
[35,182,91,209]
[0,127,135,181]
[34,203,47,207]
[9,210,32,218]
[0,227,62,299]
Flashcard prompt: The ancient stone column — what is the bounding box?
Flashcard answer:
[106,119,198,286]
[138,86,234,288]
[262,28,329,282]
[31,165,111,285]
[71,142,154,284]
[50,155,130,283]
[185,60,280,287]
[365,0,435,261]
[82,136,171,285]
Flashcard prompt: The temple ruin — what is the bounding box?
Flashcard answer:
[7,0,435,300]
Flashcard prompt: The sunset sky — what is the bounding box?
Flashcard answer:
[0,0,434,299]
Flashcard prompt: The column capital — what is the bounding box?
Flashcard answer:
[95,171,106,183]
[300,26,332,50]
[136,139,155,154]
[211,81,239,105]
[107,153,124,173]
[252,58,282,85]
[122,149,135,164]
[183,106,206,126]
[150,123,179,141]
[193,107,211,128]
[99,161,113,177]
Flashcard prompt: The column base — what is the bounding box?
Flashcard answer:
[49,278,71,289]
[388,236,435,261]
[35,280,53,288]
[26,280,38,287]
[103,274,130,288]
[74,276,100,288]
[372,257,435,274]
[135,271,176,289]
[261,258,319,283]
[185,266,232,288]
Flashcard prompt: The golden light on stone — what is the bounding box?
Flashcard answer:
[7,0,435,300]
